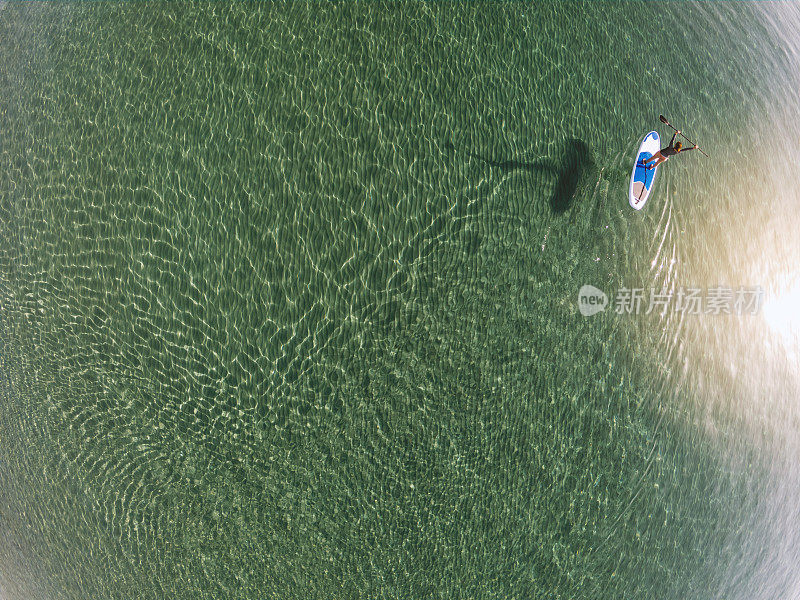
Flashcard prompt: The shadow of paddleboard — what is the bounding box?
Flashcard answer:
[446,138,597,214]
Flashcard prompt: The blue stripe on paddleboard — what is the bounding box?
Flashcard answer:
[633,152,655,190]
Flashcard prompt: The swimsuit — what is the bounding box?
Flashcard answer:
[660,132,680,157]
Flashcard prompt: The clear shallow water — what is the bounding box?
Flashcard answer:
[0,2,799,599]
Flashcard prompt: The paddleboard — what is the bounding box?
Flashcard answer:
[629,131,660,210]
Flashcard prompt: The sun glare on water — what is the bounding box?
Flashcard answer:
[761,280,800,362]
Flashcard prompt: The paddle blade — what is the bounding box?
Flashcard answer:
[659,114,668,124]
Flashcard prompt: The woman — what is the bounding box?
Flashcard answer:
[642,130,698,169]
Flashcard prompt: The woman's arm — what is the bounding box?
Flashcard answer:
[669,132,678,147]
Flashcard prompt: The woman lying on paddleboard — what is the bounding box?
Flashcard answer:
[642,131,698,169]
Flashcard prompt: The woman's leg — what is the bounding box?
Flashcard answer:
[644,154,666,169]
[643,151,663,165]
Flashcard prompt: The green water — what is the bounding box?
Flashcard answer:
[1,2,799,599]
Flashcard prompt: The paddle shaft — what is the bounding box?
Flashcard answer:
[659,115,709,157]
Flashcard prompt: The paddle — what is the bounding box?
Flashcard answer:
[659,115,709,157]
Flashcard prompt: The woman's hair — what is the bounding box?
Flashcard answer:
[675,141,683,151]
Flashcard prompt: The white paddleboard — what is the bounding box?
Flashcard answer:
[629,131,660,210]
